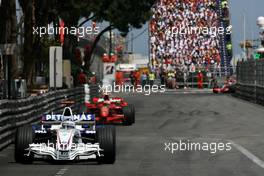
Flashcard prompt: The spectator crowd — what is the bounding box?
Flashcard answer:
[150,0,225,88]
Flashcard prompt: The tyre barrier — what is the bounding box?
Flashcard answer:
[0,86,93,151]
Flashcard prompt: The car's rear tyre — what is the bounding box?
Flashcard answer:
[96,125,116,164]
[122,106,133,125]
[15,125,34,164]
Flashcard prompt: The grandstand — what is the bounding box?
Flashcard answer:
[150,0,232,85]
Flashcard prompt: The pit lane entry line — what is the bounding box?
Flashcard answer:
[230,140,264,169]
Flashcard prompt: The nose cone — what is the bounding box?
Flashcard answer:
[57,129,74,150]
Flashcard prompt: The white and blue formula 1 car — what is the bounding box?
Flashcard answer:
[14,107,116,164]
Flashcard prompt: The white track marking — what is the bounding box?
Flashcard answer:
[54,168,68,176]
[170,136,264,169]
[161,91,212,94]
[229,140,264,169]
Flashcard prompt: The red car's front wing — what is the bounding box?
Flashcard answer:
[85,102,127,124]
[213,87,230,93]
[96,114,125,124]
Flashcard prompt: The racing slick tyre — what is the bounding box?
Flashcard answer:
[129,104,135,124]
[122,106,133,125]
[15,125,34,164]
[229,85,236,93]
[96,125,116,164]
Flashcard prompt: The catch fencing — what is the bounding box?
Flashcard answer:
[0,84,99,151]
[163,66,235,89]
[235,59,264,105]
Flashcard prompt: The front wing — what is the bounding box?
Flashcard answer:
[26,143,102,160]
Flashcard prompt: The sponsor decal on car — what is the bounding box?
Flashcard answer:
[44,114,95,121]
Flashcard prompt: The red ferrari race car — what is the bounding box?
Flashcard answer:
[80,94,135,125]
[213,85,230,93]
[213,77,236,94]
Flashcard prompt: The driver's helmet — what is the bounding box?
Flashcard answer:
[61,107,75,129]
[62,107,73,121]
[103,94,110,101]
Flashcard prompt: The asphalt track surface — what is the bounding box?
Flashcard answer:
[1,91,264,176]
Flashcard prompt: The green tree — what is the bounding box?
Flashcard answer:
[15,0,155,85]
[18,0,57,86]
[55,0,93,61]
[84,0,156,68]
[0,0,17,78]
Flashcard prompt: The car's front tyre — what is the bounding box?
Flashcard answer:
[14,125,34,164]
[122,106,133,125]
[96,125,116,164]
[129,104,135,124]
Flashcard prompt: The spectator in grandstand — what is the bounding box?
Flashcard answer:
[134,71,141,87]
[211,75,218,88]
[197,70,204,89]
[182,64,189,89]
[213,62,222,77]
[89,72,97,84]
[206,69,212,88]
[115,71,123,85]
[222,3,229,20]
[166,70,177,89]
[149,72,155,87]
[227,42,232,56]
[130,71,135,86]
[141,72,148,87]
[160,71,166,86]
[221,0,228,9]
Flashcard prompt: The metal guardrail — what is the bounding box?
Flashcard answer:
[235,59,264,105]
[0,84,99,151]
[237,59,264,86]
[89,84,100,99]
[234,84,264,105]
[160,68,231,89]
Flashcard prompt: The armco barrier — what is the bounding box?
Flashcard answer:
[89,84,100,99]
[234,83,256,102]
[234,59,264,105]
[84,84,100,103]
[234,84,264,106]
[0,84,99,151]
